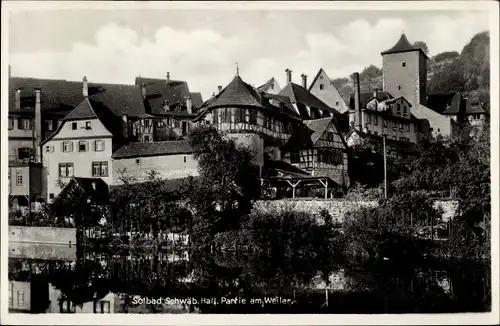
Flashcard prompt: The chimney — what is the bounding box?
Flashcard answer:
[373,88,378,99]
[350,72,362,130]
[218,85,222,94]
[285,69,292,84]
[186,95,193,114]
[140,83,147,99]
[34,89,42,162]
[82,76,88,97]
[122,114,129,138]
[301,74,308,89]
[15,89,21,109]
[166,72,171,86]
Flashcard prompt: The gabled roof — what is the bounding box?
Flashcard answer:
[442,92,486,115]
[63,98,97,120]
[381,34,429,58]
[9,77,147,119]
[190,92,204,108]
[112,140,192,159]
[257,77,279,93]
[54,177,109,205]
[202,75,265,110]
[279,82,340,119]
[349,91,393,110]
[308,68,329,92]
[135,77,204,116]
[109,176,195,194]
[283,117,347,151]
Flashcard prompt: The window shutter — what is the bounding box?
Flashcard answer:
[102,140,105,151]
[92,140,96,151]
[61,141,65,152]
[18,118,23,129]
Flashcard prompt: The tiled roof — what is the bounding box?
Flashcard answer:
[202,75,265,110]
[303,117,334,144]
[190,92,204,108]
[442,92,486,115]
[279,83,339,119]
[55,177,109,205]
[265,159,310,177]
[427,93,456,114]
[257,77,278,93]
[283,117,346,151]
[349,91,393,110]
[381,34,429,58]
[112,140,192,159]
[63,98,97,120]
[9,77,146,118]
[135,77,199,116]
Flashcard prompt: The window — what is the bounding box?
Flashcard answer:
[383,120,387,128]
[184,156,187,163]
[403,106,408,116]
[397,104,401,116]
[16,170,23,186]
[398,85,401,90]
[18,147,32,160]
[72,122,77,130]
[437,128,440,132]
[249,109,258,124]
[45,120,54,131]
[135,158,140,165]
[62,141,74,152]
[49,193,55,200]
[366,114,371,124]
[78,141,88,152]
[18,118,32,130]
[402,61,406,67]
[335,101,339,106]
[290,152,300,163]
[92,162,108,177]
[86,121,92,129]
[8,118,14,130]
[406,124,410,132]
[319,76,324,79]
[45,145,54,153]
[393,136,396,140]
[374,131,379,135]
[319,84,324,90]
[17,291,24,305]
[95,300,111,314]
[94,140,104,151]
[144,135,150,142]
[399,123,403,131]
[327,133,334,142]
[374,116,378,125]
[270,84,274,90]
[59,163,74,178]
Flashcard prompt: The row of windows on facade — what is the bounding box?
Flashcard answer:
[211,108,295,134]
[289,149,343,165]
[56,299,111,313]
[361,130,412,143]
[45,140,105,153]
[58,161,109,178]
[8,118,91,131]
[363,114,413,132]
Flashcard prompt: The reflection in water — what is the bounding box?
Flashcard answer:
[9,243,490,314]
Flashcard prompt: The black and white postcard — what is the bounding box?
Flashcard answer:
[1,1,498,325]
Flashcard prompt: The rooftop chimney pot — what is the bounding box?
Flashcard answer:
[301,74,308,89]
[285,69,292,84]
[218,85,222,94]
[82,76,88,97]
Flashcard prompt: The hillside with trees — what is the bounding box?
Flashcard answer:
[331,31,490,110]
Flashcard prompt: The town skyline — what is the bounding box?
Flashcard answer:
[9,7,490,100]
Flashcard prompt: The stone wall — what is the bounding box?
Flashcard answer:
[253,199,459,223]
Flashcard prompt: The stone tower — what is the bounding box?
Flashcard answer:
[381,34,428,108]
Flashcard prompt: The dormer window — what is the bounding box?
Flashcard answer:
[86,121,92,129]
[72,122,77,130]
[319,84,324,90]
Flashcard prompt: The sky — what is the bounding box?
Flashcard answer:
[8,6,490,101]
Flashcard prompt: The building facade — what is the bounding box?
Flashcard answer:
[308,68,350,114]
[381,34,454,137]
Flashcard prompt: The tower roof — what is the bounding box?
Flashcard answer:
[202,75,265,110]
[381,34,429,58]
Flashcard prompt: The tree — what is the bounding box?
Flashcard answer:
[433,51,459,62]
[413,41,429,55]
[185,125,261,283]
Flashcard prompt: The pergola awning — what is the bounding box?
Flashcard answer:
[267,175,340,199]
